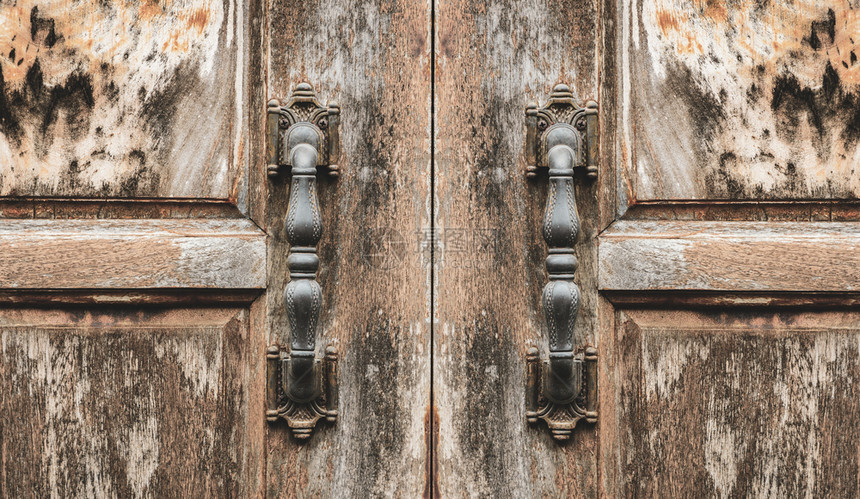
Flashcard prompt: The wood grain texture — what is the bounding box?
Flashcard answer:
[0,0,249,206]
[264,0,431,495]
[617,0,860,206]
[598,2,860,497]
[0,199,245,219]
[0,219,265,289]
[435,0,600,495]
[611,308,860,497]
[0,307,254,498]
[622,200,860,222]
[600,221,860,292]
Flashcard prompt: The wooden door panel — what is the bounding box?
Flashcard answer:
[609,308,860,497]
[617,0,860,204]
[0,0,249,204]
[264,0,431,495]
[0,307,256,497]
[435,0,602,495]
[600,2,860,497]
[600,221,860,293]
[0,0,269,495]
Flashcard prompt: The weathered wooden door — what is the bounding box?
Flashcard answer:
[436,0,860,497]
[4,0,859,497]
[0,0,430,497]
[597,2,860,496]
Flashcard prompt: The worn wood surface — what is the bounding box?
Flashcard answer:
[0,199,245,219]
[264,0,431,496]
[600,2,860,497]
[617,0,860,206]
[0,1,268,496]
[0,307,255,498]
[0,0,249,206]
[0,219,265,289]
[622,200,860,222]
[609,309,860,497]
[434,0,601,495]
[600,221,860,292]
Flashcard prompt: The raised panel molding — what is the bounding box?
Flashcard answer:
[608,308,860,497]
[0,0,249,204]
[599,221,860,293]
[0,219,265,289]
[0,307,255,497]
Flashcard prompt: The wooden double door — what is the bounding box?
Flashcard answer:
[1,0,859,496]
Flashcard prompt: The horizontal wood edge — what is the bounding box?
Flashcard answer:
[621,200,860,222]
[0,219,266,289]
[0,198,246,219]
[602,291,860,308]
[599,221,860,293]
[0,289,263,305]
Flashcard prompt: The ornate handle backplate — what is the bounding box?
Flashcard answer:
[524,84,598,441]
[265,83,339,440]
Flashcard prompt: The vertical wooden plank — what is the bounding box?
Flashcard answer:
[598,0,618,229]
[246,0,268,493]
[264,0,431,495]
[596,295,617,498]
[434,0,600,495]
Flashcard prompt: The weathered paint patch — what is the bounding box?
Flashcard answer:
[0,308,248,497]
[0,0,246,204]
[619,309,860,497]
[621,0,860,201]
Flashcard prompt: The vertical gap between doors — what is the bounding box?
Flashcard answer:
[428,0,438,495]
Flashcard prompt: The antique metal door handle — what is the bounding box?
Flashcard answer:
[265,83,339,440]
[524,84,598,441]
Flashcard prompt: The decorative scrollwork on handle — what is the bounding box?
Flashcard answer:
[265,83,339,440]
[524,84,598,441]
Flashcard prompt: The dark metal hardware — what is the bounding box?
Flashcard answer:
[265,83,339,439]
[524,84,598,441]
